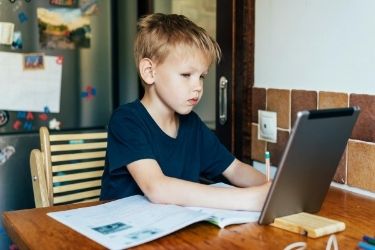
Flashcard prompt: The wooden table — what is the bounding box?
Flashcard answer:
[2,187,375,250]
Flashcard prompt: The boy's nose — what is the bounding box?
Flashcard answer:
[193,79,203,91]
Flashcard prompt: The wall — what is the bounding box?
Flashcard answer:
[252,0,375,196]
[254,0,375,94]
[251,88,375,195]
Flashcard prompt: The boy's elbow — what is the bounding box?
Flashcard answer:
[142,182,168,204]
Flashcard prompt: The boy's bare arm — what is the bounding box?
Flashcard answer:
[127,159,271,211]
[222,159,268,187]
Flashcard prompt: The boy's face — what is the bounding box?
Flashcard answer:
[151,45,210,115]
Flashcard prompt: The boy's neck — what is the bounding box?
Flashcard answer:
[140,98,180,138]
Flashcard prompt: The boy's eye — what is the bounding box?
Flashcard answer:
[181,73,190,78]
[200,74,206,80]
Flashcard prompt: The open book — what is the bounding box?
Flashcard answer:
[47,183,260,250]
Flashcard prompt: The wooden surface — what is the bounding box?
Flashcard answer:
[3,187,375,250]
[271,212,345,238]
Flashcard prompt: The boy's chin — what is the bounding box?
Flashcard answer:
[176,108,194,115]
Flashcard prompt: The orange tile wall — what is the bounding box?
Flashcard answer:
[251,87,375,193]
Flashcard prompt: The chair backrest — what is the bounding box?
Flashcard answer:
[30,127,107,207]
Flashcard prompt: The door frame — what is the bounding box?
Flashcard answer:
[216,0,255,161]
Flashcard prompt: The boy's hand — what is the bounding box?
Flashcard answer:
[244,181,272,211]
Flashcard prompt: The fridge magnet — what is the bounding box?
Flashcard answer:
[12,120,21,130]
[39,106,50,121]
[81,85,96,100]
[16,111,26,119]
[44,106,51,113]
[23,53,44,70]
[49,118,61,130]
[56,55,64,64]
[23,121,32,130]
[0,110,9,127]
[37,7,91,49]
[11,30,23,49]
[18,11,28,23]
[0,145,16,166]
[0,22,15,45]
[26,111,34,120]
[49,0,78,7]
[39,113,48,121]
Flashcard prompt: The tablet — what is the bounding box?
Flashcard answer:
[258,106,360,225]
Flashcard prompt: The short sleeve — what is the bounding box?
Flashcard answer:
[106,108,155,175]
[198,119,235,179]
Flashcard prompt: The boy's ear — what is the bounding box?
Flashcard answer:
[139,58,155,85]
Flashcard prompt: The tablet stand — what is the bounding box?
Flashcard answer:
[270,212,345,238]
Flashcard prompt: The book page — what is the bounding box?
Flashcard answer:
[186,206,260,228]
[186,183,260,228]
[48,195,209,250]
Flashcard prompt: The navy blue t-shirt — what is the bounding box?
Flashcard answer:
[100,100,235,200]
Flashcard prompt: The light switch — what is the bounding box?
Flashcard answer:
[258,110,277,143]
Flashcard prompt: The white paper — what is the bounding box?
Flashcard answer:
[0,51,62,112]
[0,22,14,45]
[47,183,261,249]
[48,195,210,250]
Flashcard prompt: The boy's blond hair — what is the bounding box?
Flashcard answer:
[134,13,221,72]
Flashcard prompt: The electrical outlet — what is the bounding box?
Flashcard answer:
[258,110,277,143]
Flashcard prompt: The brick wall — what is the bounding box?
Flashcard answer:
[251,87,375,193]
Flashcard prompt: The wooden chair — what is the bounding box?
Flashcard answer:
[30,126,107,208]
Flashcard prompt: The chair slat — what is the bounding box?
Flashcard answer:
[50,142,107,152]
[53,189,101,204]
[49,132,107,141]
[31,126,107,207]
[51,151,106,162]
[53,170,103,183]
[53,180,101,194]
[52,160,105,172]
[75,197,99,204]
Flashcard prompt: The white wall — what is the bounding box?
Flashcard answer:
[255,0,375,95]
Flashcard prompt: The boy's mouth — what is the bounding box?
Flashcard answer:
[188,98,199,106]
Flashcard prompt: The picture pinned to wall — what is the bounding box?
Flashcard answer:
[0,22,15,45]
[0,51,62,113]
[49,0,78,7]
[80,0,98,16]
[37,7,91,49]
[23,53,44,70]
[11,30,22,49]
[0,145,15,166]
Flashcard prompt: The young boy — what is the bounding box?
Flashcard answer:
[100,13,271,211]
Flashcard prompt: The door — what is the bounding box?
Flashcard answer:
[216,0,255,159]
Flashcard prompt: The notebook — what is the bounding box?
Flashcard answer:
[258,107,360,225]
